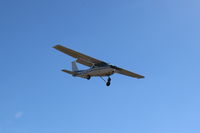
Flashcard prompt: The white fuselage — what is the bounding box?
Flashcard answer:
[73,66,115,78]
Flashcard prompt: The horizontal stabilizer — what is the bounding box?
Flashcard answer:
[61,69,76,75]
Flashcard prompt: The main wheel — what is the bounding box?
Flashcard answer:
[87,75,91,80]
[106,81,111,86]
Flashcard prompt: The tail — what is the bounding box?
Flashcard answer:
[62,69,76,75]
[72,61,79,72]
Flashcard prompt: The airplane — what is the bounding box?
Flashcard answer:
[53,45,144,86]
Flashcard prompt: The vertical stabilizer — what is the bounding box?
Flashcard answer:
[72,61,79,72]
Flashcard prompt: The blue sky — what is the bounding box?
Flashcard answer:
[0,0,200,133]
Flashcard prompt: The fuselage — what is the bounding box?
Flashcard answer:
[73,65,115,78]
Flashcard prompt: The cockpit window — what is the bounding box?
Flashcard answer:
[94,62,108,67]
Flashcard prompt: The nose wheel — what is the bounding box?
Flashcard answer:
[106,77,111,86]
[100,76,112,86]
[106,82,110,86]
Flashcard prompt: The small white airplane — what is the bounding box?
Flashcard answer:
[53,45,144,86]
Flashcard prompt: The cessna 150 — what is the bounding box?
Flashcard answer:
[53,45,144,86]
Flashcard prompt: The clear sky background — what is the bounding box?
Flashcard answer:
[0,0,200,133]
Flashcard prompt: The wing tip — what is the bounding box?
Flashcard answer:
[138,76,145,79]
[53,44,62,49]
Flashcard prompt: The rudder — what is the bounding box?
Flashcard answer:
[72,61,79,71]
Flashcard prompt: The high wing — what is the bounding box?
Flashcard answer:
[53,45,107,67]
[114,66,144,79]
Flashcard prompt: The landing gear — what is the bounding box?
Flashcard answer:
[108,77,111,82]
[100,76,112,86]
[86,75,91,80]
[106,77,111,86]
